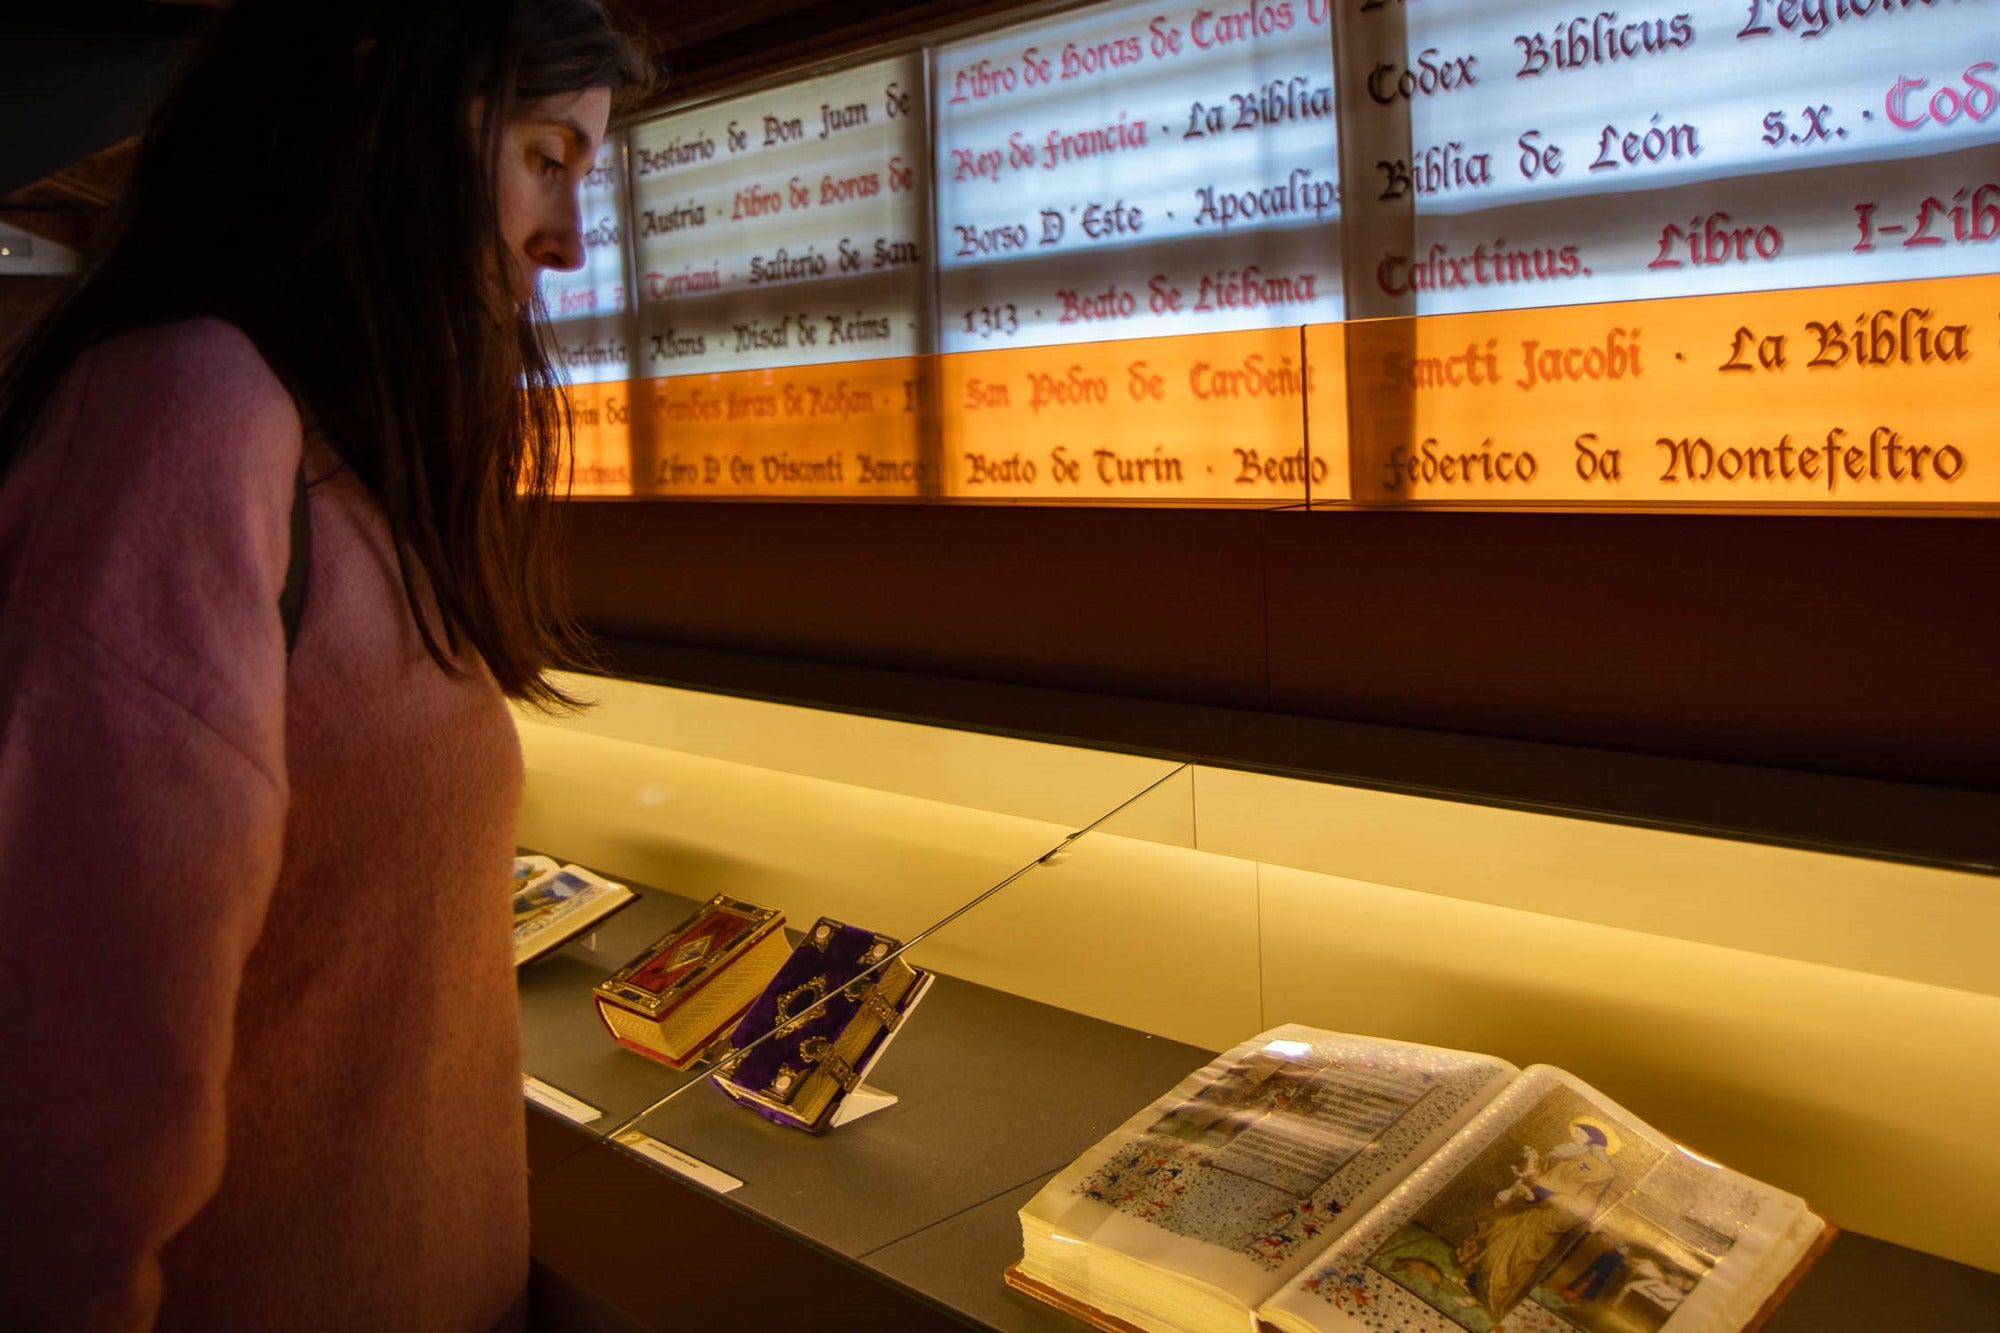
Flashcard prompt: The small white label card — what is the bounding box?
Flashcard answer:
[612,1130,745,1194]
[523,1075,603,1125]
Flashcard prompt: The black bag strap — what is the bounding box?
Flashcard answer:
[278,460,311,660]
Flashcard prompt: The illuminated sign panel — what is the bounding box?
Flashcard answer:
[1336,273,1999,505]
[933,0,1346,352]
[1356,0,1998,313]
[932,0,1347,499]
[629,56,928,375]
[1324,0,2000,506]
[645,359,927,498]
[547,0,1997,510]
[627,56,928,495]
[940,326,1339,501]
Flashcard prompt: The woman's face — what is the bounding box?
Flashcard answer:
[494,86,613,309]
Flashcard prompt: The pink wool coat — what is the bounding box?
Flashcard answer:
[0,320,529,1330]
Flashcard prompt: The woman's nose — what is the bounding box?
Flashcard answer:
[537,197,585,273]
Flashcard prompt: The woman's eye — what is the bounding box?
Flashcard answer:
[539,154,565,179]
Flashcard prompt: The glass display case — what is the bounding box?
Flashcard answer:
[512,669,2000,1331]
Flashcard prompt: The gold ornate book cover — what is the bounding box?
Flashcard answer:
[593,896,788,1069]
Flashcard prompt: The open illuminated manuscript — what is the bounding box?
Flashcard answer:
[511,857,637,966]
[1009,1025,1827,1333]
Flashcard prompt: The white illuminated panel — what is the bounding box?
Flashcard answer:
[629,56,928,375]
[934,0,1346,352]
[1355,0,2000,312]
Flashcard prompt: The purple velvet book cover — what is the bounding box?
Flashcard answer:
[711,917,925,1133]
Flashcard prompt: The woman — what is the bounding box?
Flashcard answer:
[0,2,648,1328]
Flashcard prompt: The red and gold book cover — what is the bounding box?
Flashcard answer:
[594,897,787,1068]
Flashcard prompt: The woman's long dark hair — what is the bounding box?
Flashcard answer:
[0,0,652,706]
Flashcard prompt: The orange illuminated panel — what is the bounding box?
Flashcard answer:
[1340,274,2000,508]
[643,357,925,497]
[940,327,1345,503]
[562,380,636,496]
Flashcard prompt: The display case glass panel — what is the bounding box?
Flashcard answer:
[512,671,2000,1280]
[513,673,1182,1133]
[909,741,2000,1273]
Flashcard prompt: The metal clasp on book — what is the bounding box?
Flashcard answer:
[858,987,904,1031]
[798,1036,861,1091]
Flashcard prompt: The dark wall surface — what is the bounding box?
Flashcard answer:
[563,502,2000,793]
[0,21,189,196]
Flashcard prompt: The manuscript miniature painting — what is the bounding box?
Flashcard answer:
[1358,1085,1697,1333]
